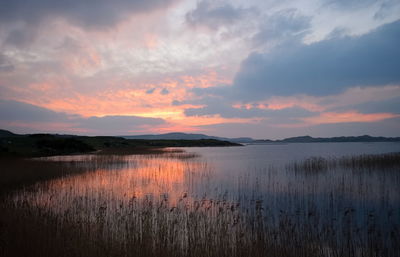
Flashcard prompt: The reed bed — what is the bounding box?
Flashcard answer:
[0,158,89,194]
[287,152,400,173]
[1,152,399,257]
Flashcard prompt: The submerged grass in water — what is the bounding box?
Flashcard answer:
[1,151,400,257]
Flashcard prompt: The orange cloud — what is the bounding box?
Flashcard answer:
[260,96,324,112]
[181,70,232,88]
[28,83,56,92]
[14,73,253,134]
[143,33,159,49]
[17,70,230,120]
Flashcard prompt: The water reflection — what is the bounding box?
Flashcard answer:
[20,154,211,208]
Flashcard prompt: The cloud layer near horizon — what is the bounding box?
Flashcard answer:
[0,100,165,135]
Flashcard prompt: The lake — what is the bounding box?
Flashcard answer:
[4,142,400,257]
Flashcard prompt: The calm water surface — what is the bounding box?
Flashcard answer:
[9,142,400,255]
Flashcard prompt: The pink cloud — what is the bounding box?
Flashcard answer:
[302,111,399,125]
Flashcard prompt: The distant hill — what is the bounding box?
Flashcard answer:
[0,129,19,137]
[122,132,220,140]
[253,135,400,144]
[122,132,400,144]
[122,132,254,143]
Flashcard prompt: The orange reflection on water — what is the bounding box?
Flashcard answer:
[23,155,210,213]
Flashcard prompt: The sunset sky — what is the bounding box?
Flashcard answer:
[0,0,400,139]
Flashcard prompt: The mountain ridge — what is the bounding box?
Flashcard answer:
[1,129,400,143]
[121,132,254,143]
[253,135,400,143]
[122,132,400,143]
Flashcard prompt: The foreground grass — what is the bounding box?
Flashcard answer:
[2,188,399,257]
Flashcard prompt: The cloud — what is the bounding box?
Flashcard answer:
[78,115,165,133]
[302,111,398,125]
[322,0,377,9]
[0,99,71,123]
[146,88,156,94]
[0,99,165,134]
[374,0,400,20]
[202,20,400,101]
[160,88,170,95]
[185,0,257,30]
[57,36,103,75]
[252,9,311,47]
[0,53,14,72]
[0,0,176,29]
[183,84,400,132]
[330,96,400,114]
[171,100,182,106]
[0,0,177,50]
[3,25,39,48]
[183,97,315,119]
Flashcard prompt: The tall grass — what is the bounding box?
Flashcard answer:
[1,152,399,257]
[287,152,400,173]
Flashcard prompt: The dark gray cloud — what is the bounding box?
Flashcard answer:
[0,99,71,123]
[196,20,400,101]
[4,25,39,48]
[0,99,165,134]
[329,96,400,114]
[146,88,156,94]
[186,0,257,29]
[0,0,176,29]
[160,88,169,95]
[252,9,311,46]
[171,100,182,106]
[0,0,177,48]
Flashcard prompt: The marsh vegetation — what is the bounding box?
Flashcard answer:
[1,143,399,257]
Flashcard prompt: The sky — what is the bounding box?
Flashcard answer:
[0,0,400,139]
